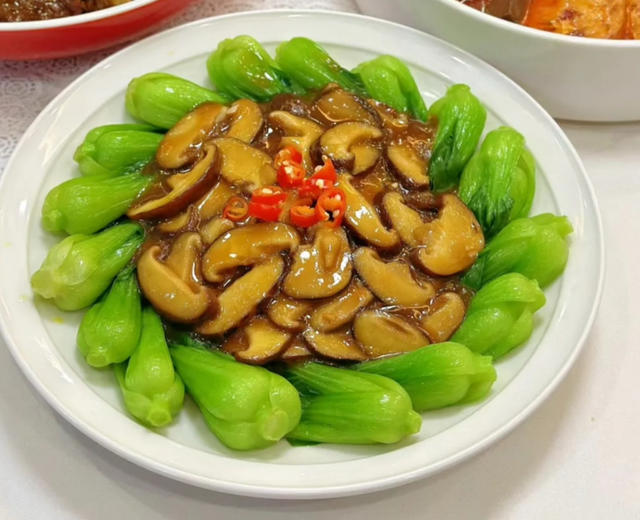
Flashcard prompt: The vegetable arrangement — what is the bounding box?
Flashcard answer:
[30,35,572,452]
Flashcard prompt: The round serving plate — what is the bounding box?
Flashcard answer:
[0,10,603,499]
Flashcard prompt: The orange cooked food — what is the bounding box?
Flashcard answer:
[127,85,485,365]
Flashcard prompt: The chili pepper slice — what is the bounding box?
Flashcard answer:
[290,198,320,228]
[248,200,283,222]
[251,185,288,205]
[300,158,337,199]
[222,196,249,222]
[274,145,303,170]
[316,187,346,227]
[277,162,306,189]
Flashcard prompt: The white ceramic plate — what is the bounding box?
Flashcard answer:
[0,10,603,499]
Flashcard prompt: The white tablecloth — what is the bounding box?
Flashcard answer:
[1,2,639,518]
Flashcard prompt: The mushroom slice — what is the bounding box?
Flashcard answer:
[367,99,409,131]
[303,328,367,361]
[196,179,236,221]
[353,248,435,306]
[320,122,383,174]
[268,111,324,172]
[280,337,313,361]
[156,206,196,234]
[223,316,291,365]
[413,194,485,276]
[309,279,373,332]
[137,233,211,323]
[128,143,218,220]
[212,137,276,193]
[387,143,429,188]
[313,86,379,125]
[354,310,429,359]
[197,255,284,336]
[223,99,263,143]
[283,226,352,299]
[382,192,424,247]
[336,174,399,250]
[202,222,300,282]
[156,103,227,169]
[421,292,467,343]
[266,295,313,331]
[199,217,234,245]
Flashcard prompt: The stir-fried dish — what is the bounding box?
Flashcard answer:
[0,0,130,22]
[31,36,572,450]
[462,0,640,39]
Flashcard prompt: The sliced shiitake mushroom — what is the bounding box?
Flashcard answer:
[156,206,196,234]
[387,143,429,188]
[223,316,291,365]
[202,222,299,282]
[196,179,236,221]
[197,255,284,336]
[156,103,227,169]
[336,174,399,250]
[223,99,263,143]
[199,217,234,245]
[381,191,424,247]
[353,310,428,358]
[137,233,211,323]
[312,86,379,125]
[129,143,219,220]
[309,279,373,332]
[280,337,313,361]
[212,137,276,192]
[283,226,352,299]
[266,295,312,331]
[303,328,367,361]
[320,122,383,175]
[268,111,324,172]
[421,292,466,343]
[413,194,485,276]
[353,247,434,306]
[367,99,409,131]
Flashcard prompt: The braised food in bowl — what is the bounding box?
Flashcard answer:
[0,0,131,22]
[30,35,572,451]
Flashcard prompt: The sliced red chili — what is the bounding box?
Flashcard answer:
[222,196,249,222]
[248,200,283,222]
[251,185,287,205]
[301,158,337,199]
[274,145,303,169]
[290,198,320,228]
[316,187,346,227]
[277,162,306,189]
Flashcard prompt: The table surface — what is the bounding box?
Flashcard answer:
[1,1,639,519]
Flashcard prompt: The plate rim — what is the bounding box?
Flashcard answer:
[0,8,605,499]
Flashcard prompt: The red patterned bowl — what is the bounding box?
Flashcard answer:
[0,0,197,60]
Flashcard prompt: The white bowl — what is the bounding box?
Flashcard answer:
[356,0,640,122]
[0,10,603,498]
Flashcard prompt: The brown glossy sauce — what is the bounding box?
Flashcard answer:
[131,85,478,365]
[0,0,128,22]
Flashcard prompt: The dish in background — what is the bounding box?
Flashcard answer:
[0,10,603,498]
[1,0,132,22]
[0,0,197,60]
[356,0,640,121]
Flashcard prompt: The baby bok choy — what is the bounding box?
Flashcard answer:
[115,307,184,428]
[77,265,142,368]
[170,342,301,451]
[463,213,573,290]
[125,72,230,129]
[458,126,536,239]
[285,363,421,445]
[428,84,486,192]
[355,343,496,411]
[207,35,301,101]
[74,124,164,177]
[275,37,366,96]
[353,55,428,121]
[41,171,152,235]
[452,272,546,360]
[30,222,143,311]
